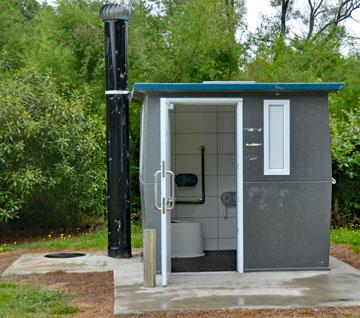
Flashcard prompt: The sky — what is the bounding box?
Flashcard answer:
[39,0,360,37]
[246,0,360,37]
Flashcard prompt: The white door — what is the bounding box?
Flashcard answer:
[160,98,175,287]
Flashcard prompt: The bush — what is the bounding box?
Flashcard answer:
[331,108,360,225]
[0,67,106,229]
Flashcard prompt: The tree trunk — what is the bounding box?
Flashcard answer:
[280,0,290,36]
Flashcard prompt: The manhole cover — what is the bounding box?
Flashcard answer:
[45,252,86,258]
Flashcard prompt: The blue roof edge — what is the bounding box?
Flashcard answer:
[132,82,344,94]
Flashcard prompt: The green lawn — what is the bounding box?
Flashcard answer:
[330,227,360,253]
[0,224,142,253]
[0,282,78,318]
[1,225,359,255]
[0,225,143,317]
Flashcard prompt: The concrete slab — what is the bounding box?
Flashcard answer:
[3,252,359,315]
[1,252,142,276]
[114,257,360,315]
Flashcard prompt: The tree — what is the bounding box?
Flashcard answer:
[305,0,360,39]
[0,66,106,228]
[331,107,360,224]
[0,0,39,68]
[269,0,295,36]
[0,0,359,227]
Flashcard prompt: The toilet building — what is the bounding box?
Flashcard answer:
[132,81,344,287]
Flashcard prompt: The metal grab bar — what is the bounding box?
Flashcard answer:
[166,170,175,210]
[154,170,161,211]
[154,170,175,211]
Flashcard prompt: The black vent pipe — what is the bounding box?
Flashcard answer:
[100,4,131,258]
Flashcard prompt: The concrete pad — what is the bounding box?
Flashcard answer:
[114,257,360,315]
[1,252,142,276]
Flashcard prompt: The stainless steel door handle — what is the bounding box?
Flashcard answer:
[154,170,161,211]
[166,170,175,210]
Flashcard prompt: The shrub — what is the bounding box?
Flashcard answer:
[0,67,106,229]
[331,108,360,225]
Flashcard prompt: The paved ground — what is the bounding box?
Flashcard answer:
[1,251,135,276]
[3,252,360,316]
[114,257,360,315]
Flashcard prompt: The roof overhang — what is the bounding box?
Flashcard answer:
[131,82,344,101]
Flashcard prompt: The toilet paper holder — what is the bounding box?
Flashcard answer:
[221,191,237,219]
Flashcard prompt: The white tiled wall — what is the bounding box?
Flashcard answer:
[171,105,237,250]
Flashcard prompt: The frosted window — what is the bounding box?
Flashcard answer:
[264,100,290,175]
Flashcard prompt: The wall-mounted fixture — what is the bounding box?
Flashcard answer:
[176,146,206,205]
[221,191,237,219]
[175,174,198,187]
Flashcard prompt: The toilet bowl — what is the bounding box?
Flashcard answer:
[171,220,205,258]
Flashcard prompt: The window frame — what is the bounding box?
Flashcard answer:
[263,99,290,175]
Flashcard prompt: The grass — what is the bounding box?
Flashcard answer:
[0,224,142,253]
[0,281,78,318]
[330,226,360,253]
[1,223,359,255]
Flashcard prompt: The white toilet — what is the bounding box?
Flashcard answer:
[171,219,205,258]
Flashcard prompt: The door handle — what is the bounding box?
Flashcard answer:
[154,170,161,211]
[154,169,175,211]
[166,170,175,210]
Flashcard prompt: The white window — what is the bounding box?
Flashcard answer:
[263,100,290,175]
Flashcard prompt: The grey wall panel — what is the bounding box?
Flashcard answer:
[244,181,331,270]
[140,96,161,183]
[243,94,331,182]
[140,181,162,271]
[139,96,162,271]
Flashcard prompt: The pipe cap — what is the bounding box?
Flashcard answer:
[100,3,131,21]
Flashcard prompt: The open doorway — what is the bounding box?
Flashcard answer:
[160,98,243,276]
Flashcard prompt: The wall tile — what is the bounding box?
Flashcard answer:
[219,217,237,238]
[219,105,236,112]
[171,155,176,171]
[170,112,175,130]
[218,154,236,176]
[218,197,237,218]
[176,105,217,112]
[171,134,175,153]
[175,176,217,197]
[204,238,218,250]
[173,108,238,251]
[176,197,218,218]
[218,111,235,133]
[175,154,217,176]
[219,238,237,250]
[176,134,217,154]
[218,133,235,154]
[176,113,217,133]
[218,176,236,194]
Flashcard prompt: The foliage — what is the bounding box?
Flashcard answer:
[0,0,40,69]
[331,108,360,224]
[25,0,105,103]
[0,67,106,227]
[0,282,78,318]
[0,0,359,228]
[128,0,245,83]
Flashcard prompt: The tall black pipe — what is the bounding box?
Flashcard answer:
[100,4,131,258]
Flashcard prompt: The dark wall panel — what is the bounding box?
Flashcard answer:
[244,181,331,270]
[243,94,331,182]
